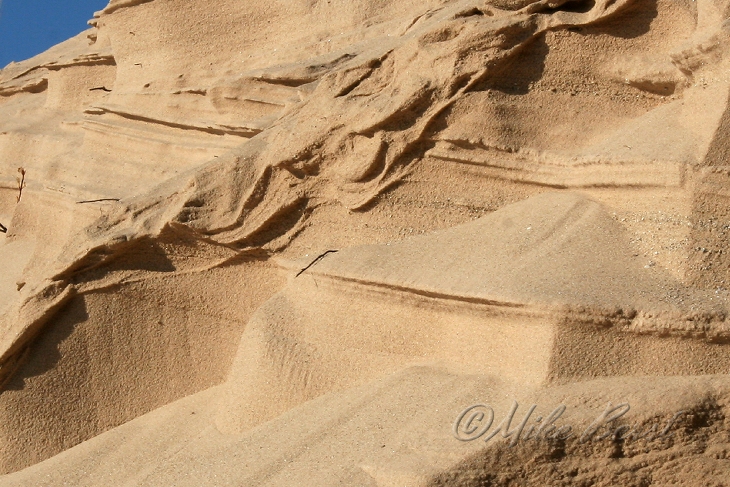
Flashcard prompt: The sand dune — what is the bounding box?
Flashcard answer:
[0,0,729,484]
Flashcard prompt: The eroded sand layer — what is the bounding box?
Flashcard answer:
[0,0,729,484]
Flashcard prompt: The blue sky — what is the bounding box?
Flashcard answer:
[0,0,109,68]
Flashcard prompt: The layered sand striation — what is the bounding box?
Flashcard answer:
[0,0,729,483]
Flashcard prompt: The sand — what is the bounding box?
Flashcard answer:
[0,0,729,484]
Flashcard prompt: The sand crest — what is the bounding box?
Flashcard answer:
[0,0,729,484]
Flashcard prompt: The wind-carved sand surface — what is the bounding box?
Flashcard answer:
[0,0,730,484]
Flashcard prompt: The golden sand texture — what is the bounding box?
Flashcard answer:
[0,0,729,484]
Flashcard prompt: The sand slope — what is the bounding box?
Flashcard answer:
[0,0,729,483]
[4,370,730,486]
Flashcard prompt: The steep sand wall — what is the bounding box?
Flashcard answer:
[0,0,730,482]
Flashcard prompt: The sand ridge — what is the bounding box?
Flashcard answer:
[0,0,729,483]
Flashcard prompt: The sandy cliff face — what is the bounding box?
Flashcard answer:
[0,0,730,484]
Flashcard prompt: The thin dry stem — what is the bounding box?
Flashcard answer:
[16,167,26,203]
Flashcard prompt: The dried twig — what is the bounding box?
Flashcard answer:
[296,250,339,277]
[76,198,121,204]
[16,167,25,203]
[0,223,7,233]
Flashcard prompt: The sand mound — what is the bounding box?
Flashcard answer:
[215,192,730,434]
[0,0,729,482]
[3,370,730,486]
[308,192,674,307]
